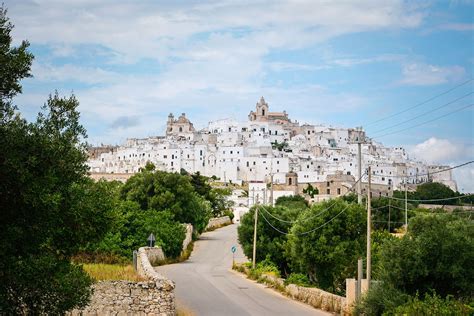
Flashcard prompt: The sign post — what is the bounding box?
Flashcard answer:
[147,233,156,247]
[231,245,236,266]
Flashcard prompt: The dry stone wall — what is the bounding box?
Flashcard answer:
[70,247,175,315]
[206,216,231,230]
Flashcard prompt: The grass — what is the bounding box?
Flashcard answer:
[82,263,145,282]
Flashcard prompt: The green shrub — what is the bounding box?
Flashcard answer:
[390,293,473,316]
[354,283,409,316]
[249,256,281,279]
[285,273,311,287]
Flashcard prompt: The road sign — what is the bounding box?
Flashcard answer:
[231,246,236,253]
[147,233,156,247]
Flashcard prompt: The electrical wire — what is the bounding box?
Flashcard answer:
[259,201,354,236]
[372,103,473,138]
[387,194,474,203]
[258,172,365,224]
[370,92,473,134]
[369,161,474,178]
[366,78,473,127]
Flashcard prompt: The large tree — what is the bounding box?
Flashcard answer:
[0,7,112,313]
[286,199,366,295]
[0,5,33,121]
[120,170,212,233]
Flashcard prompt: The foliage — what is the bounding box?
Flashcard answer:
[275,195,309,211]
[238,205,299,275]
[303,183,318,198]
[286,199,366,295]
[0,5,34,121]
[371,230,397,280]
[285,273,311,287]
[342,192,358,204]
[249,256,281,279]
[370,197,408,232]
[390,292,473,316]
[271,140,289,151]
[415,182,458,205]
[120,170,212,233]
[379,213,473,300]
[0,93,113,312]
[83,263,144,282]
[87,201,185,259]
[354,283,409,316]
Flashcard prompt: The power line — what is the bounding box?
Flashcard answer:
[387,194,474,203]
[371,103,473,138]
[370,92,473,134]
[259,172,365,225]
[366,78,473,127]
[370,161,474,178]
[259,201,354,236]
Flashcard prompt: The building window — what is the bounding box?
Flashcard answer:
[253,161,256,166]
[337,188,341,195]
[179,127,183,132]
[247,161,249,167]
[327,188,330,194]
[327,181,330,187]
[289,178,292,185]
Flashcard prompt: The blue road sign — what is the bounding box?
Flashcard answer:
[231,246,237,253]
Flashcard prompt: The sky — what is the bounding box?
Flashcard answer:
[4,0,474,192]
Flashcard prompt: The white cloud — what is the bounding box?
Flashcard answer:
[7,0,424,63]
[399,63,466,86]
[409,137,470,164]
[409,137,474,193]
[31,63,121,85]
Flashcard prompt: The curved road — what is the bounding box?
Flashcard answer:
[155,224,328,316]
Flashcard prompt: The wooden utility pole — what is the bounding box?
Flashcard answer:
[357,142,362,204]
[252,204,259,269]
[388,199,391,232]
[367,166,372,289]
[405,176,408,231]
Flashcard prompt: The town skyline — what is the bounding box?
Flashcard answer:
[5,0,473,190]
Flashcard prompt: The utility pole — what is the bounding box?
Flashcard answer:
[367,166,372,290]
[405,176,408,232]
[252,203,259,269]
[388,199,391,233]
[270,173,274,206]
[357,142,362,205]
[263,186,267,206]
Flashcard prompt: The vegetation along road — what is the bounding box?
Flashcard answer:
[156,224,328,316]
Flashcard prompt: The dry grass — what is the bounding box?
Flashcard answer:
[82,263,145,282]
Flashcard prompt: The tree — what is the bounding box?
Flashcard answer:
[0,93,114,313]
[415,182,458,205]
[286,199,366,295]
[275,195,309,211]
[238,205,299,275]
[0,5,34,122]
[378,214,473,300]
[302,183,318,198]
[120,170,212,233]
[370,197,407,232]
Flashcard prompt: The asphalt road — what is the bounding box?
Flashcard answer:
[155,224,329,316]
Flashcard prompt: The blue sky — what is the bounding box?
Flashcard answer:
[5,0,474,191]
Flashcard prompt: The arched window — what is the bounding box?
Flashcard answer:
[262,109,265,116]
[288,178,292,185]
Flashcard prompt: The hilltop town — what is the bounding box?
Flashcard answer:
[87,97,455,201]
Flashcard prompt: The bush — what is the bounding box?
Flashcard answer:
[285,273,311,287]
[249,256,280,279]
[354,283,409,316]
[379,214,473,299]
[391,292,473,316]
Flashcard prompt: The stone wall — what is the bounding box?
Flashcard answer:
[182,224,193,252]
[70,247,175,315]
[69,280,175,315]
[206,216,231,230]
[235,264,351,315]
